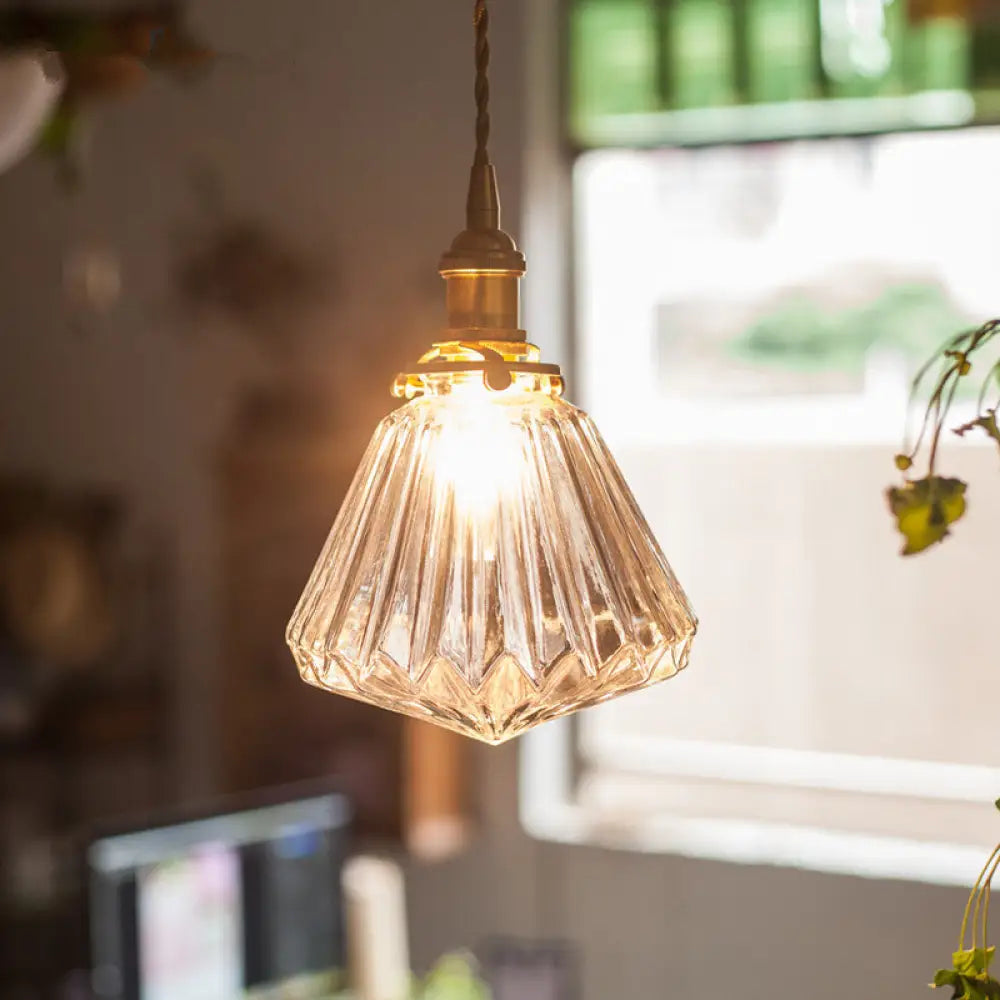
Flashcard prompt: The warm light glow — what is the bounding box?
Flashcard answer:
[429,382,525,518]
[287,370,697,744]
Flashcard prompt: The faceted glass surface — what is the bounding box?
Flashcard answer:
[286,376,697,744]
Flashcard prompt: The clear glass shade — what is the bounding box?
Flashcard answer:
[286,361,697,744]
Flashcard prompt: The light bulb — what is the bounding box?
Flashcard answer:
[430,381,525,518]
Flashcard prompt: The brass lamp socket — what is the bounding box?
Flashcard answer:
[437,162,527,341]
[440,268,525,340]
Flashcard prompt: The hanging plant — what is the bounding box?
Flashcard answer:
[888,330,1000,993]
[931,802,1000,1000]
[0,4,214,179]
[886,317,1000,555]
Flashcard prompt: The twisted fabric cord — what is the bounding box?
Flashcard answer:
[474,0,490,166]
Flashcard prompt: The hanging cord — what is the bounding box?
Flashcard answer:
[473,0,491,167]
[433,0,530,352]
[464,0,502,232]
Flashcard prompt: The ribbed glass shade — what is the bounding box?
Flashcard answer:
[286,372,697,744]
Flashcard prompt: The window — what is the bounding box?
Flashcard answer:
[519,0,1000,886]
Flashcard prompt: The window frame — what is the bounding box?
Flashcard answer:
[518,0,998,888]
[519,716,995,888]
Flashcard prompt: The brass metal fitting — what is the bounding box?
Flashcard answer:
[393,154,562,396]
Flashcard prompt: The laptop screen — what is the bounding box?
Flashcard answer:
[87,790,350,1000]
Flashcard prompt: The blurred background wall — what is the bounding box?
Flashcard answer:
[0,0,528,799]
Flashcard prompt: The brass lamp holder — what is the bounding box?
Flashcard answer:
[393,0,562,398]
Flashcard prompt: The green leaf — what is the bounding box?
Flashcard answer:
[932,958,1000,1000]
[954,410,1000,450]
[934,969,963,991]
[953,950,995,976]
[994,797,1000,813]
[887,476,968,555]
[978,412,1000,448]
[981,978,1000,1000]
[418,953,491,1000]
[963,975,1000,1000]
[965,979,989,1000]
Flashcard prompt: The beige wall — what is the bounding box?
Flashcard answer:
[0,2,969,997]
[409,743,966,1000]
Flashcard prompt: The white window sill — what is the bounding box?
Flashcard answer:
[519,720,992,888]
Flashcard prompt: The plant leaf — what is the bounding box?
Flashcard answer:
[978,411,999,448]
[932,959,1000,1000]
[965,979,989,1000]
[954,411,1000,450]
[934,969,963,991]
[419,953,491,1000]
[964,975,1000,1000]
[887,477,968,555]
[954,950,996,976]
[960,976,990,1000]
[982,978,1000,1000]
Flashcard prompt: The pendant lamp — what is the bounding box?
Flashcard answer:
[286,0,697,744]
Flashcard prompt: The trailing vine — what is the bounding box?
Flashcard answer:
[931,802,1000,1000]
[888,327,1000,995]
[887,317,1000,555]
